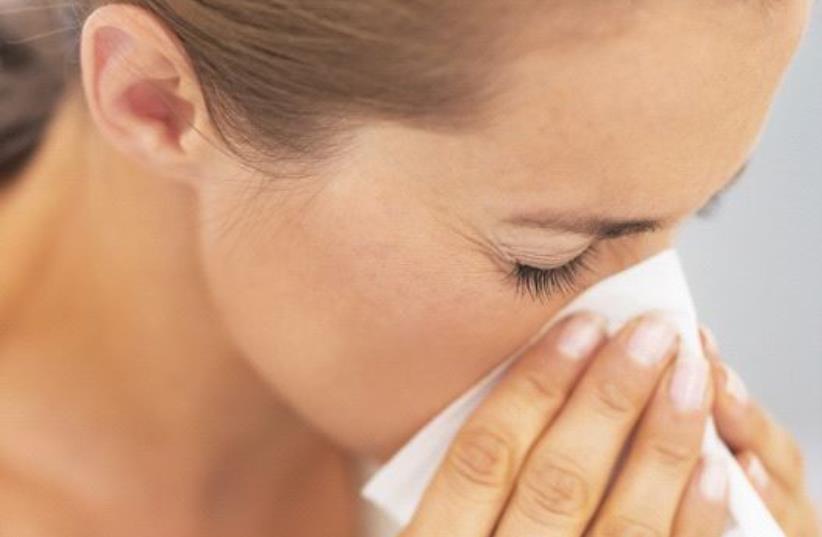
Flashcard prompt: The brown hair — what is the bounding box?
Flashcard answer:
[0,4,72,182]
[72,0,516,167]
[0,0,522,178]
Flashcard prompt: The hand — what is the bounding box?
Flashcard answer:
[701,327,821,537]
[402,313,729,537]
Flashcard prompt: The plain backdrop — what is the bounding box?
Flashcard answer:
[680,4,822,500]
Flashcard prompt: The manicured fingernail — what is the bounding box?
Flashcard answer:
[557,315,605,361]
[700,456,729,503]
[626,316,677,366]
[746,455,769,490]
[700,325,719,356]
[721,363,749,404]
[669,359,709,413]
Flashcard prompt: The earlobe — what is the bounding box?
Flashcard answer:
[80,5,207,179]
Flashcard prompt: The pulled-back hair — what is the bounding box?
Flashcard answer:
[1,0,517,177]
[0,3,72,181]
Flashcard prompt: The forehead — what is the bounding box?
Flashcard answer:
[453,1,789,222]
[346,0,802,235]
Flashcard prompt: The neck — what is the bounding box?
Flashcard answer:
[0,91,358,536]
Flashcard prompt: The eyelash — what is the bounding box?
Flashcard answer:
[506,183,726,302]
[509,246,598,302]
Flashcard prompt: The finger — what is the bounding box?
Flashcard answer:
[740,452,822,537]
[589,355,712,536]
[702,339,806,492]
[737,451,798,534]
[406,312,607,536]
[672,455,730,537]
[800,497,822,537]
[495,314,679,537]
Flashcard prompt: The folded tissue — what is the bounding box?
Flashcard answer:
[362,249,782,537]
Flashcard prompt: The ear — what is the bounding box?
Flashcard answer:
[80,4,214,181]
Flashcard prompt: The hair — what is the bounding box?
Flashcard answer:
[0,4,72,182]
[0,0,519,179]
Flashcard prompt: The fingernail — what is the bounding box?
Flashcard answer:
[626,316,678,366]
[700,456,729,503]
[700,325,719,356]
[557,315,605,361]
[746,455,769,490]
[721,363,749,404]
[669,359,709,413]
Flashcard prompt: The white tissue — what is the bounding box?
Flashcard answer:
[361,249,783,537]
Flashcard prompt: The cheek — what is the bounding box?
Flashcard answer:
[196,181,562,455]
[196,166,676,456]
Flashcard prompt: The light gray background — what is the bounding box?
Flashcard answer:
[680,5,822,502]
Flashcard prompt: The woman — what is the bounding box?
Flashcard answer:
[0,1,818,536]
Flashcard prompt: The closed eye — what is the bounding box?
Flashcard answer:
[508,245,598,302]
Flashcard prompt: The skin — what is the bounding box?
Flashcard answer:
[406,313,723,537]
[186,0,810,455]
[0,0,818,535]
[77,0,810,457]
[403,314,820,537]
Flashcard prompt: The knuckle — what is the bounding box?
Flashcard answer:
[648,436,697,470]
[445,426,515,494]
[591,378,639,418]
[513,453,590,524]
[515,369,567,405]
[594,516,664,537]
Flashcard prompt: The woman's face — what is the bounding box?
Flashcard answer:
[195,0,811,456]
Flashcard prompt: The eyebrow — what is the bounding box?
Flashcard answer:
[507,161,750,240]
